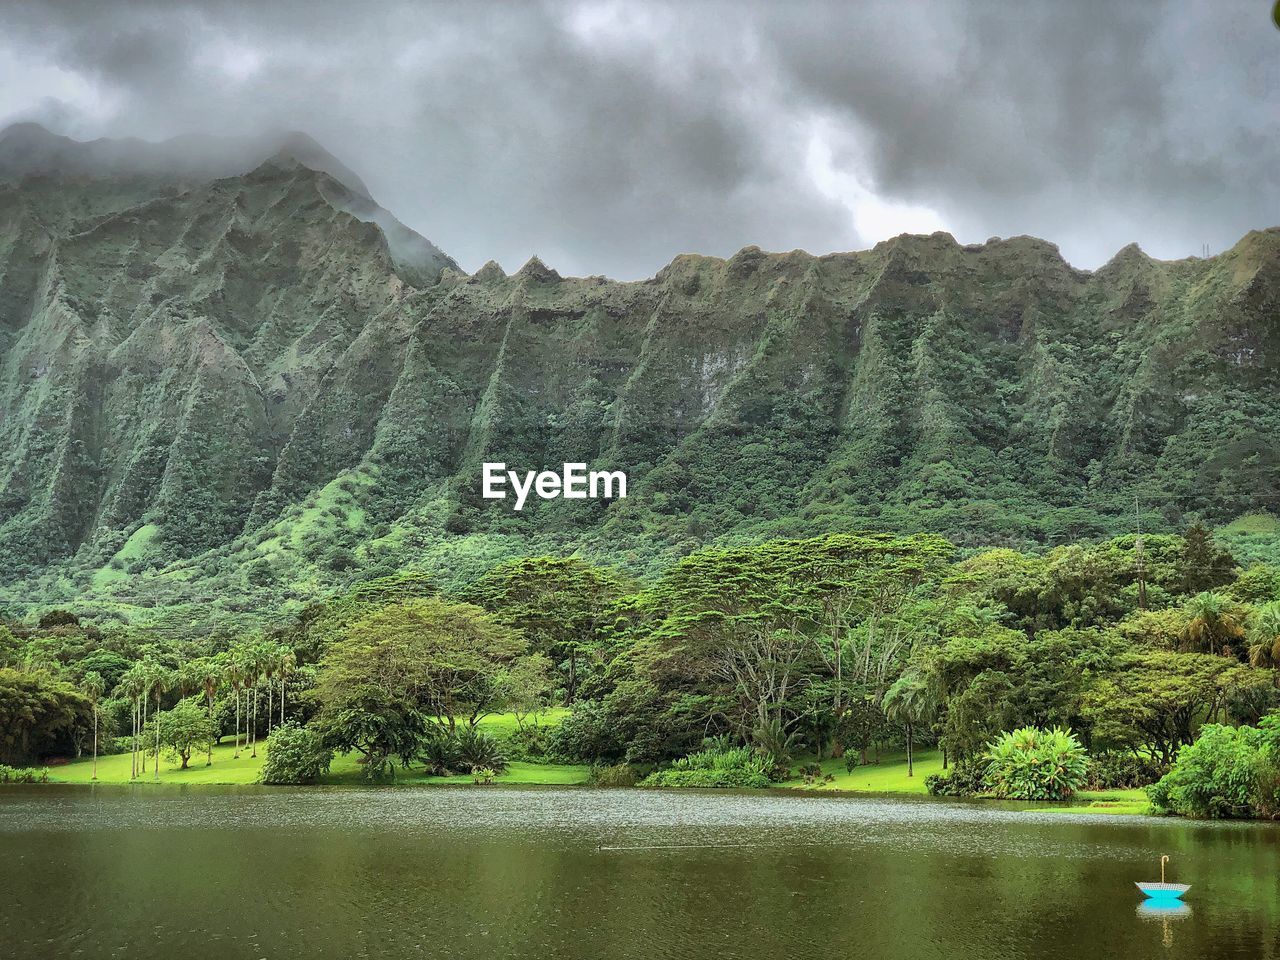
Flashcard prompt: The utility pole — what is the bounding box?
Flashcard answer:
[1135,494,1147,610]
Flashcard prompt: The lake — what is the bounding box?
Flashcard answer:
[2,785,1277,959]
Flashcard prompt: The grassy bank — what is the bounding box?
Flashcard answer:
[1026,789,1151,816]
[45,739,592,787]
[46,740,1153,813]
[780,750,944,793]
[46,710,581,787]
[776,751,1149,813]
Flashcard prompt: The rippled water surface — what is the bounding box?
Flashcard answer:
[2,785,1277,959]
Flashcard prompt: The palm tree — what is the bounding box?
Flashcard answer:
[278,649,296,725]
[883,672,938,778]
[227,649,247,758]
[1249,600,1280,671]
[193,655,224,766]
[1181,591,1247,659]
[261,644,281,741]
[117,665,147,780]
[141,660,173,779]
[81,671,106,781]
[247,642,273,758]
[232,641,265,759]
[175,660,203,699]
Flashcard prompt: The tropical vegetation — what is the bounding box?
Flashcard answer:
[1,523,1277,820]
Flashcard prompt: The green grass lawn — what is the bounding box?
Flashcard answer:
[778,753,1152,814]
[49,738,269,785]
[780,749,944,794]
[1030,788,1152,816]
[324,756,589,786]
[43,720,1153,814]
[47,710,583,787]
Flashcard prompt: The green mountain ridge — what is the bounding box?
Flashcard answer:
[1,124,1278,625]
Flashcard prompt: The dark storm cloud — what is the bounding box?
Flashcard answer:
[0,0,1275,277]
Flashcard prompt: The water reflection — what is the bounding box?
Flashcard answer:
[1137,901,1193,921]
[1137,901,1193,950]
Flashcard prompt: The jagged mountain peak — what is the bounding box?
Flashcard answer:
[262,131,373,199]
[516,256,561,282]
[0,122,456,283]
[471,260,508,283]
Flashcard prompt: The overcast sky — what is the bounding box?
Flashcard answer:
[2,0,1276,279]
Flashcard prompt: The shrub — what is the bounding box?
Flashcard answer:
[589,763,638,787]
[983,727,1088,801]
[260,724,332,785]
[546,702,625,763]
[0,765,50,784]
[752,717,795,780]
[503,724,549,760]
[1147,723,1268,819]
[1085,752,1166,790]
[456,727,507,774]
[420,732,462,776]
[925,762,986,797]
[641,746,772,789]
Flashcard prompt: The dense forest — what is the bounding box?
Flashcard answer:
[5,523,1280,817]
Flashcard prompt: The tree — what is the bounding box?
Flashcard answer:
[80,671,106,780]
[913,624,1029,762]
[151,698,218,770]
[836,695,888,766]
[1085,651,1266,765]
[1176,523,1236,594]
[789,536,950,721]
[1181,592,1247,659]
[713,626,809,736]
[311,688,430,780]
[277,648,296,725]
[141,660,172,779]
[245,641,273,757]
[883,672,937,777]
[463,557,627,703]
[191,656,224,765]
[261,643,283,741]
[0,625,21,667]
[72,650,132,691]
[314,598,524,758]
[227,645,250,758]
[1248,600,1280,670]
[0,668,89,764]
[497,653,555,731]
[116,663,147,779]
[1147,722,1274,819]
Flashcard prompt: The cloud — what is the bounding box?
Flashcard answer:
[0,0,1275,276]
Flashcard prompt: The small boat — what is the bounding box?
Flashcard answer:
[1136,856,1190,900]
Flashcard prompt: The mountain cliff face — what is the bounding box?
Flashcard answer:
[1,124,1277,620]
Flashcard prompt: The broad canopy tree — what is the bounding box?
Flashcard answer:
[312,597,527,778]
[0,668,90,765]
[463,557,627,703]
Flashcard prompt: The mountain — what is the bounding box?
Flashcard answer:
[0,124,1277,624]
